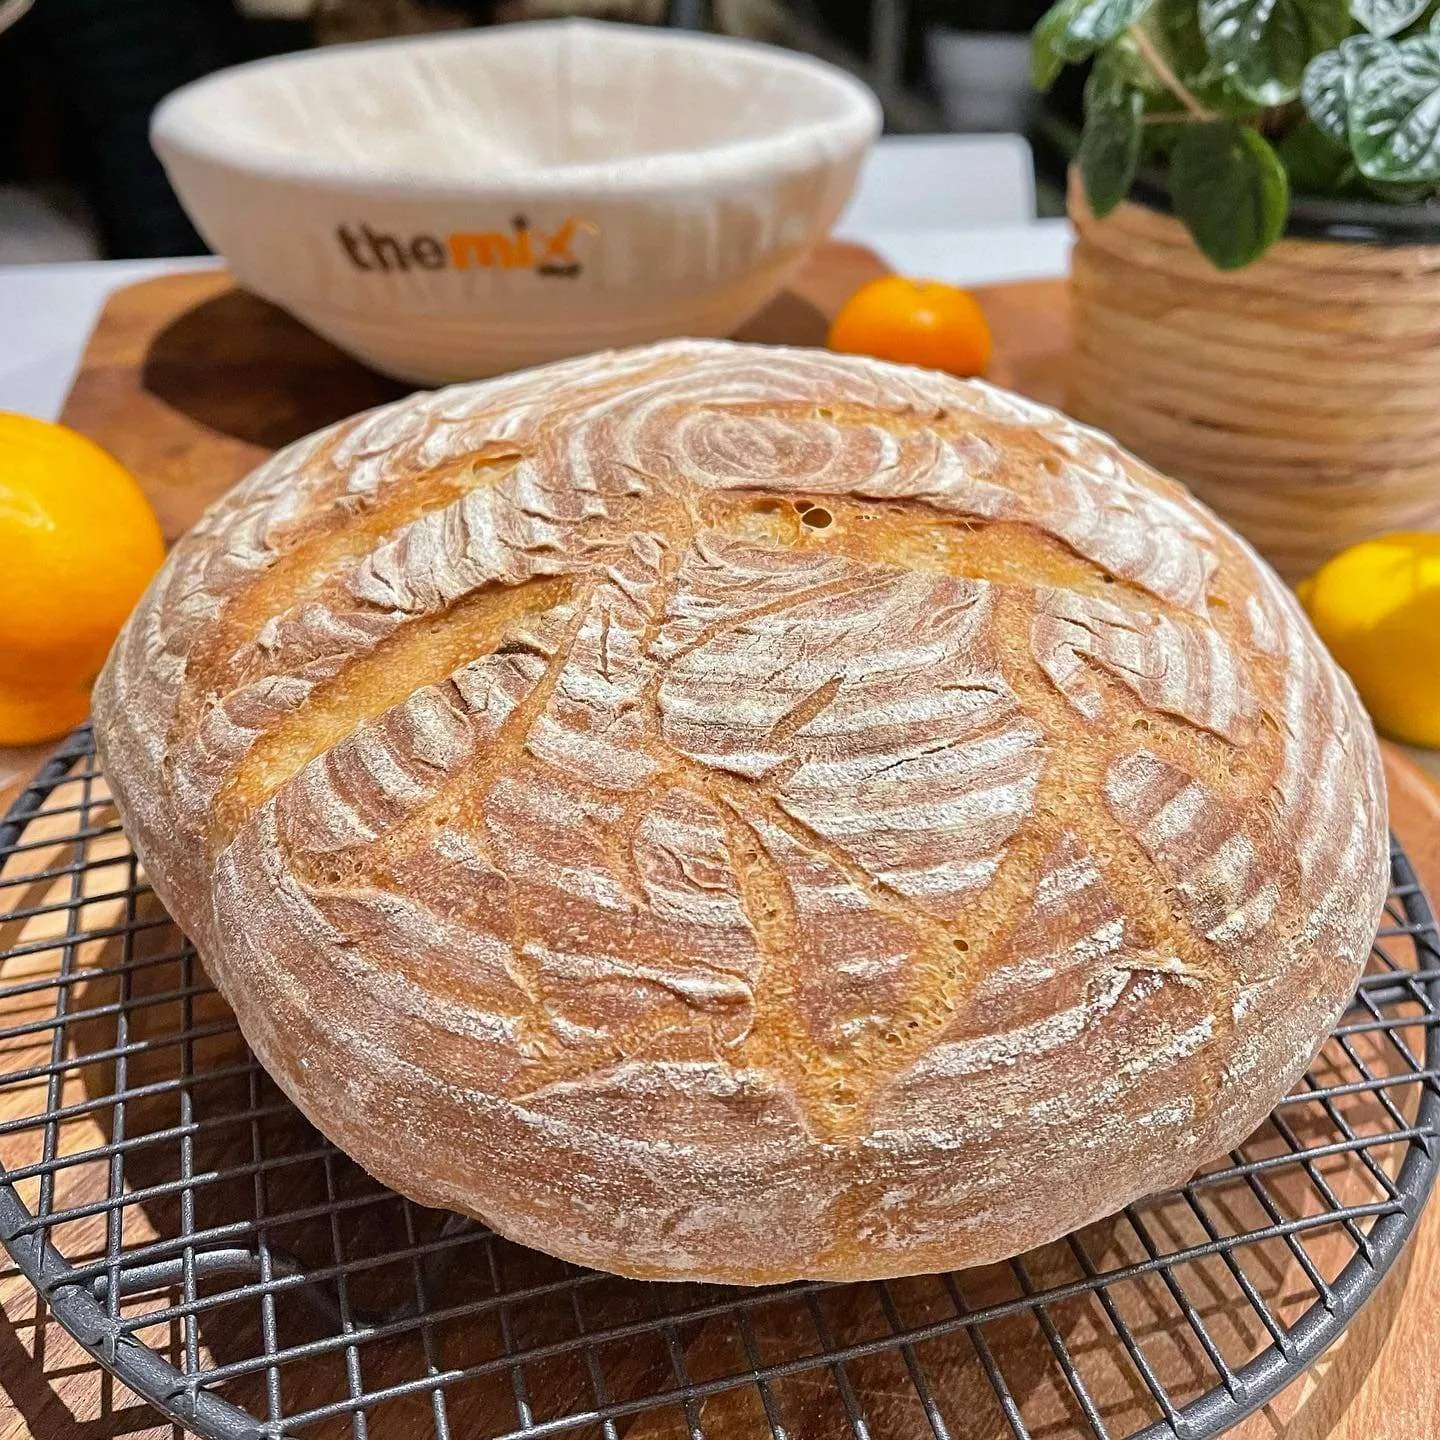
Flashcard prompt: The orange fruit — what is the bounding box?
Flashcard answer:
[0,414,164,744]
[828,275,993,378]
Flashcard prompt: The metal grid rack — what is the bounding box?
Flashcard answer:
[0,727,1436,1440]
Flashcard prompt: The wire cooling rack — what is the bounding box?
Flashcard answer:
[0,728,1436,1440]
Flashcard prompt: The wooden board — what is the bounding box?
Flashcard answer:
[0,252,1435,1440]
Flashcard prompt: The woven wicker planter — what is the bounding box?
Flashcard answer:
[1067,172,1440,583]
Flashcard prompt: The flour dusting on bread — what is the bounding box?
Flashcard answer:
[94,339,1388,1284]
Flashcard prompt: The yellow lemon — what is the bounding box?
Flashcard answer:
[0,414,164,744]
[1300,531,1440,748]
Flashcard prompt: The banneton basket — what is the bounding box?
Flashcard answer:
[0,725,1437,1440]
[1067,173,1440,584]
[150,21,881,386]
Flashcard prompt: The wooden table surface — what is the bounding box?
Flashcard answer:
[1,249,1437,1440]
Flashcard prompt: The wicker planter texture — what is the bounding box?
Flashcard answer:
[1067,175,1440,584]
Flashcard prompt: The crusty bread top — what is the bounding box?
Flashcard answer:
[94,340,1388,1280]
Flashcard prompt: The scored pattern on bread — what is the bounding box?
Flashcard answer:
[94,340,1388,1284]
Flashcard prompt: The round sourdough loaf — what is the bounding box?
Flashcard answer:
[94,340,1388,1284]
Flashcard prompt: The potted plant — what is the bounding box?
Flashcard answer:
[1033,0,1440,583]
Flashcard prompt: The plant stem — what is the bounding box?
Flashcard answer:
[1128,23,1214,120]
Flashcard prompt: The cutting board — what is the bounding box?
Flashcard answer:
[0,246,1436,1440]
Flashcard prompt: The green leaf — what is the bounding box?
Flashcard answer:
[1145,0,1214,72]
[1100,30,1160,88]
[1032,0,1156,84]
[1301,49,1352,139]
[1143,0,1265,110]
[1433,6,1440,33]
[1169,120,1290,267]
[1276,117,1356,191]
[1079,71,1145,215]
[1142,120,1191,161]
[1066,0,1158,50]
[1351,0,1428,37]
[1302,35,1387,141]
[1351,33,1440,180]
[1032,0,1077,88]
[1199,0,1352,104]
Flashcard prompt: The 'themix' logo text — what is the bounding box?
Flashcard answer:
[336,214,593,276]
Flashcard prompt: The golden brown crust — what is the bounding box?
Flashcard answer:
[93,340,1389,1283]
